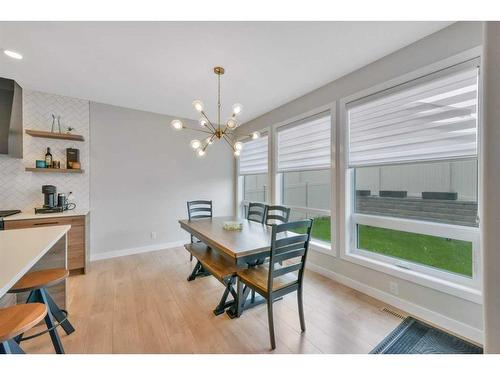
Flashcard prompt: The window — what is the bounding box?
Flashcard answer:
[346,59,480,286]
[277,112,332,244]
[243,173,268,203]
[238,134,268,215]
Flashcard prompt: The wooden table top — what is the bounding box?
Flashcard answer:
[179,216,272,259]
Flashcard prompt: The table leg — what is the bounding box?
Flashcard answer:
[213,276,237,316]
[226,281,268,319]
[187,260,211,281]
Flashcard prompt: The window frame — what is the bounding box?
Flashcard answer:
[272,105,336,255]
[338,47,483,303]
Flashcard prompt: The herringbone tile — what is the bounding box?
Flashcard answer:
[0,89,90,211]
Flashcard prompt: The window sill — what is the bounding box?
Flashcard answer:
[341,250,482,304]
[310,240,335,256]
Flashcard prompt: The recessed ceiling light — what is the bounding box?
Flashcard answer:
[3,50,23,60]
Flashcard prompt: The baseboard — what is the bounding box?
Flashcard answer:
[306,262,484,345]
[90,240,186,261]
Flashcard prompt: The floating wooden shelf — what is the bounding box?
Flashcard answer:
[25,168,84,174]
[25,129,85,142]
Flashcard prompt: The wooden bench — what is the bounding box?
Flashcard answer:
[184,243,240,315]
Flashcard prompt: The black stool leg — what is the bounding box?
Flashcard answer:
[38,289,65,354]
[0,340,25,354]
[43,288,75,335]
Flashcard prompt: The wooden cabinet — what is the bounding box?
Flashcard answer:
[4,215,88,274]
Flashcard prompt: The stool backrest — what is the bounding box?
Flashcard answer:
[247,202,268,224]
[268,219,313,295]
[265,205,291,225]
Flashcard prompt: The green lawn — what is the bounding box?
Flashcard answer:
[293,216,331,243]
[295,216,473,277]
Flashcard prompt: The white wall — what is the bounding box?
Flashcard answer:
[89,102,234,259]
[237,22,484,342]
[0,90,90,211]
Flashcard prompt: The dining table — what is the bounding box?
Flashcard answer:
[178,216,275,318]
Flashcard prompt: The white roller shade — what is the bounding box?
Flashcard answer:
[277,113,331,172]
[348,62,479,167]
[238,135,268,175]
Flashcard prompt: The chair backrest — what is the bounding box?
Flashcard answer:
[265,205,291,225]
[247,202,268,224]
[268,219,313,295]
[187,200,213,219]
[187,200,213,244]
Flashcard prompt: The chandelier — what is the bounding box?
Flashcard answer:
[170,66,260,157]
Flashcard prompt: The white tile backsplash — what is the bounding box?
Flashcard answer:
[0,89,90,212]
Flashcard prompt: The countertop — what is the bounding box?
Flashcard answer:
[0,225,71,298]
[2,209,89,221]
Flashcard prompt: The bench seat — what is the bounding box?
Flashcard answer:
[184,243,239,282]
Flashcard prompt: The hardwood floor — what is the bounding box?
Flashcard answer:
[21,247,402,353]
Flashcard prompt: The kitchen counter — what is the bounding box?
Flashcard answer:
[2,209,89,221]
[0,225,70,298]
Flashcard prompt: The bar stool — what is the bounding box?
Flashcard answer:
[9,268,75,354]
[0,303,47,354]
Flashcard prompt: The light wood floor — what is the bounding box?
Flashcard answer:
[22,247,402,353]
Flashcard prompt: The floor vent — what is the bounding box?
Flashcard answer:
[381,307,407,320]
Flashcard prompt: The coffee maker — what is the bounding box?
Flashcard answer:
[42,185,57,208]
[35,185,76,214]
[35,185,63,214]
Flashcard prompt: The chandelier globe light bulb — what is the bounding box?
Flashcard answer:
[234,142,243,151]
[226,118,237,129]
[232,103,243,115]
[171,119,183,130]
[192,100,204,112]
[190,139,201,149]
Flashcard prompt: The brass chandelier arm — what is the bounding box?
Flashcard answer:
[222,134,236,150]
[200,110,217,132]
[183,126,214,135]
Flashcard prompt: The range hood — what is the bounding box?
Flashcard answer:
[0,77,23,158]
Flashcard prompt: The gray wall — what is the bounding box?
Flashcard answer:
[90,102,234,258]
[237,22,484,339]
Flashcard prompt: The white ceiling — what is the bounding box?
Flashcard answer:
[0,22,453,123]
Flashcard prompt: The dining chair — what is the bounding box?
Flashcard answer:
[187,200,213,262]
[236,219,314,350]
[247,202,268,224]
[265,205,291,225]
